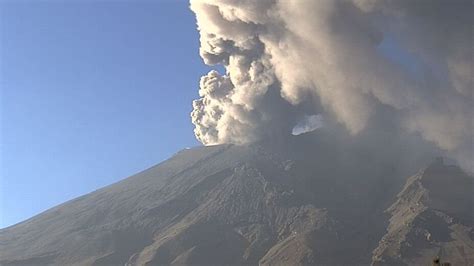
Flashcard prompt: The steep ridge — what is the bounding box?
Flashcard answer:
[372,159,474,265]
[0,131,472,265]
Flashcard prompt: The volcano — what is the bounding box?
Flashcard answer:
[1,131,473,265]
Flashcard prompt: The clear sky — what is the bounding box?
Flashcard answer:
[0,0,213,228]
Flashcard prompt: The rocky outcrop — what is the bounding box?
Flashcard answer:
[372,159,474,265]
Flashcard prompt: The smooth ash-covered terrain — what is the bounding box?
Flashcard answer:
[1,131,473,265]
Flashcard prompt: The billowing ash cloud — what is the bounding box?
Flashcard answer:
[189,0,473,171]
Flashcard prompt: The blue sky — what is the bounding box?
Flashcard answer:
[0,1,213,228]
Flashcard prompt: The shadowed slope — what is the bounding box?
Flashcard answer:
[1,132,472,265]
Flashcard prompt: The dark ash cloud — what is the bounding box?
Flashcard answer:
[190,0,473,171]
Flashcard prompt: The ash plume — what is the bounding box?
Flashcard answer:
[190,0,473,171]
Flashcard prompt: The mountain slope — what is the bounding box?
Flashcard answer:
[372,159,474,265]
[1,132,472,265]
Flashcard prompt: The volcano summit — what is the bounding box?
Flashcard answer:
[1,131,473,265]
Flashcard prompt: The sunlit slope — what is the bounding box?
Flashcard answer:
[1,132,472,265]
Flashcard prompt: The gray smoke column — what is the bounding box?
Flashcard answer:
[189,0,473,171]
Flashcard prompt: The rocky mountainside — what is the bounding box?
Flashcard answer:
[1,131,472,265]
[372,159,474,265]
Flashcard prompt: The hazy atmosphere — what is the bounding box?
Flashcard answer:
[0,0,472,265]
[189,0,472,170]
